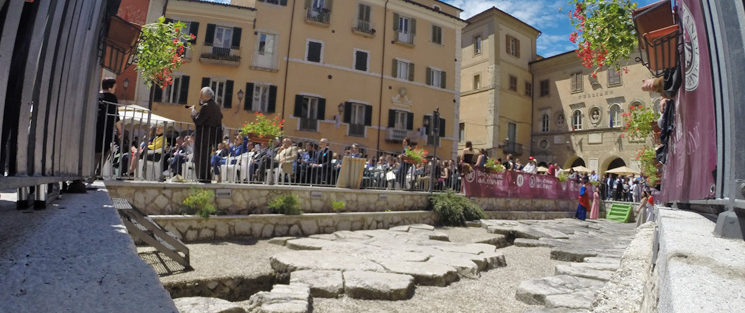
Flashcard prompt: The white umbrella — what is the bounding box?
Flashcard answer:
[572,166,592,173]
[606,166,640,175]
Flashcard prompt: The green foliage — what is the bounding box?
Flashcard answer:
[241,113,284,138]
[269,194,303,215]
[558,172,570,182]
[429,190,485,226]
[638,146,659,185]
[182,188,216,219]
[135,17,193,88]
[331,200,346,212]
[568,0,638,74]
[484,158,505,173]
[622,105,659,140]
[590,180,600,186]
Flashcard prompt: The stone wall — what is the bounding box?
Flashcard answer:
[105,181,430,215]
[152,211,436,242]
[473,197,577,212]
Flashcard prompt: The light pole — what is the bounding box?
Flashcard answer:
[429,108,440,193]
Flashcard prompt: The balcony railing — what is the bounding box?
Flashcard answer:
[306,8,330,25]
[251,52,278,71]
[353,20,375,35]
[502,142,524,155]
[395,31,414,45]
[199,46,240,67]
[299,118,318,131]
[349,124,365,137]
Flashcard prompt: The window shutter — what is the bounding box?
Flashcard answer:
[391,59,398,77]
[440,71,446,89]
[393,13,399,31]
[201,77,210,88]
[516,38,521,57]
[153,86,163,103]
[423,115,431,136]
[178,76,190,104]
[294,95,304,117]
[411,18,416,35]
[406,112,414,130]
[408,63,415,82]
[268,85,277,113]
[244,83,254,111]
[280,0,288,5]
[388,109,396,127]
[317,98,326,120]
[224,80,234,108]
[426,67,432,85]
[439,118,446,137]
[326,0,333,12]
[189,22,199,44]
[355,51,367,71]
[231,27,242,49]
[343,102,352,123]
[505,35,510,54]
[304,0,311,9]
[364,105,372,126]
[205,24,215,46]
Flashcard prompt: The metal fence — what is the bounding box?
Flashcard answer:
[99,102,462,193]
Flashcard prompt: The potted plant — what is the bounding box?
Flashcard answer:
[402,148,428,165]
[484,158,505,173]
[568,0,639,76]
[621,105,659,140]
[636,146,660,185]
[632,0,678,76]
[240,113,284,144]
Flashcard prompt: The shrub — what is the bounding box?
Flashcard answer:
[269,194,302,215]
[429,190,485,226]
[331,200,346,212]
[558,172,569,182]
[182,188,216,219]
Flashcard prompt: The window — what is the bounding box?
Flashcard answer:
[392,59,414,81]
[459,123,465,142]
[431,25,442,44]
[609,105,621,128]
[259,0,288,5]
[356,3,372,33]
[245,83,277,113]
[541,113,550,133]
[557,113,565,125]
[213,26,233,49]
[394,14,415,44]
[506,35,520,57]
[306,0,331,24]
[507,122,517,142]
[540,79,550,97]
[253,32,277,69]
[306,40,323,63]
[525,82,532,97]
[423,115,446,145]
[349,103,366,136]
[473,74,481,90]
[202,78,234,109]
[572,110,583,130]
[257,33,275,56]
[161,75,190,104]
[354,50,369,71]
[570,72,583,93]
[608,69,622,86]
[426,67,446,89]
[509,75,517,91]
[474,36,482,54]
[294,95,325,132]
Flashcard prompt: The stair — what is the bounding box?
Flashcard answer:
[606,203,633,223]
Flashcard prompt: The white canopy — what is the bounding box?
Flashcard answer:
[118,104,176,125]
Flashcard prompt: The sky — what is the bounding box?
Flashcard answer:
[443,0,660,57]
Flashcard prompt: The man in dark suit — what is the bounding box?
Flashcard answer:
[312,138,333,184]
[191,87,223,183]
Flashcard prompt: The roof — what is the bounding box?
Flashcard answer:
[467,7,541,35]
[529,50,576,65]
[177,0,257,11]
[431,0,463,12]
[401,0,466,23]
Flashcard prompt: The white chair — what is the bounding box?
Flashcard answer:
[237,152,254,182]
[220,155,240,183]
[137,158,163,181]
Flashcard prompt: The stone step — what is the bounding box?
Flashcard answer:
[289,270,343,298]
[554,264,613,282]
[238,283,311,313]
[343,271,415,301]
[173,297,245,313]
[516,275,605,305]
[514,238,555,248]
[544,290,596,309]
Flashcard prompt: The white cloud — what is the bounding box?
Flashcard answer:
[537,33,576,57]
[446,0,568,29]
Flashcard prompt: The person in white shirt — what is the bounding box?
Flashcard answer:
[522,157,538,174]
[589,170,599,182]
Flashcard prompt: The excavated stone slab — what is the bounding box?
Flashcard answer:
[544,290,596,309]
[525,308,590,313]
[514,238,555,248]
[343,271,415,301]
[428,255,480,278]
[428,232,450,241]
[332,230,371,240]
[554,264,613,282]
[308,234,337,240]
[465,221,482,227]
[473,234,509,248]
[584,257,621,265]
[240,283,310,313]
[516,275,605,305]
[267,237,296,246]
[409,224,435,231]
[568,262,619,271]
[470,251,507,271]
[173,297,246,313]
[289,270,343,298]
[270,251,384,273]
[379,260,459,286]
[534,228,570,239]
[550,247,598,262]
[285,238,327,250]
[389,225,410,232]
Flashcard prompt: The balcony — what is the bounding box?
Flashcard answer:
[394,32,414,46]
[385,128,417,142]
[299,118,318,132]
[349,124,365,137]
[199,46,240,67]
[352,20,375,37]
[502,142,524,155]
[250,51,278,72]
[305,8,330,25]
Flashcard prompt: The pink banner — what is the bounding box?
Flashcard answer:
[463,170,592,201]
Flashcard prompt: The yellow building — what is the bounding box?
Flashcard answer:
[137,0,466,159]
[458,7,540,161]
[530,51,658,174]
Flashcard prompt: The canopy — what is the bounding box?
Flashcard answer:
[606,166,640,175]
[572,166,593,173]
[118,104,177,125]
[537,166,549,173]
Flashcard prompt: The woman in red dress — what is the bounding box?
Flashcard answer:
[575,178,590,220]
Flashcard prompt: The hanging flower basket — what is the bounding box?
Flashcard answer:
[247,133,274,145]
[241,113,284,145]
[632,0,679,77]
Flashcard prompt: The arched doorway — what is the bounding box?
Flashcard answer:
[566,157,585,168]
[607,158,626,171]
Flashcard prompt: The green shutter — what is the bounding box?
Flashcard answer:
[326,0,333,12]
[317,98,326,120]
[224,80,234,109]
[441,71,447,89]
[294,95,304,117]
[364,105,372,126]
[388,109,396,127]
[204,24,215,46]
[244,83,254,111]
[231,27,242,49]
[343,102,352,123]
[411,18,416,35]
[393,13,399,31]
[408,63,415,82]
[439,118,446,137]
[304,0,311,9]
[268,85,277,113]
[178,76,190,104]
[406,112,414,130]
[426,67,432,86]
[392,59,398,78]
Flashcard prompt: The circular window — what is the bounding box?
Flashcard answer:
[589,107,602,126]
[556,113,565,125]
[539,139,549,150]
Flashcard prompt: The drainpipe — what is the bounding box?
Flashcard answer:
[280,0,297,119]
[375,0,390,155]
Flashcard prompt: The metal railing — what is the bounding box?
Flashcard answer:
[98,103,462,193]
[306,8,330,24]
[349,124,365,137]
[354,20,374,34]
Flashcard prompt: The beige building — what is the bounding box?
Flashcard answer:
[135,0,466,159]
[530,51,659,174]
[458,7,540,160]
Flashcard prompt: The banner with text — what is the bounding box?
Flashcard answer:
[463,170,592,200]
